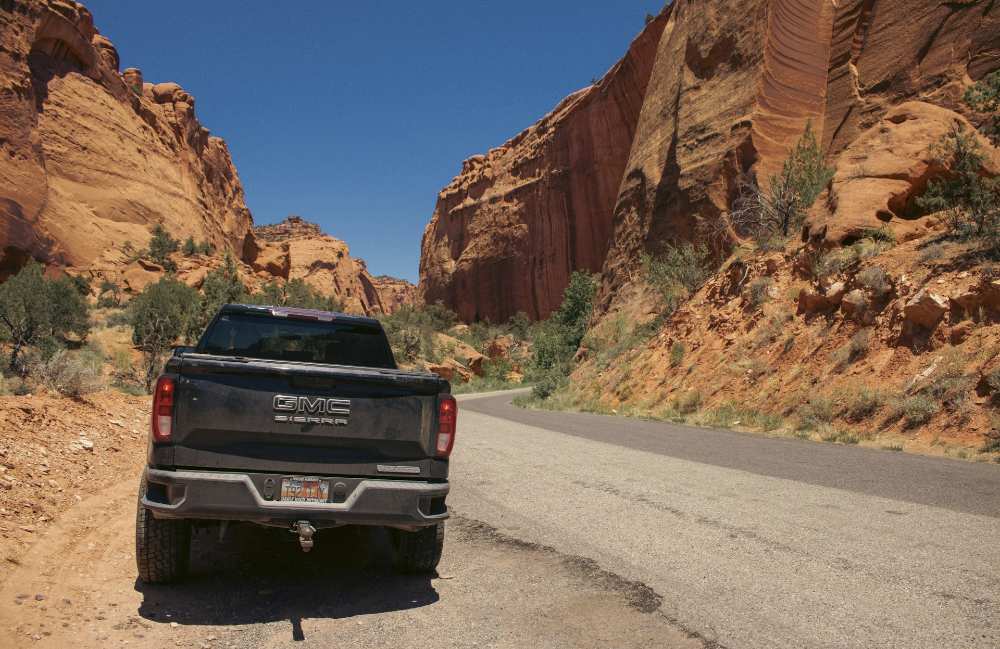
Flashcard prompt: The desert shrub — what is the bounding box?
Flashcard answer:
[583,312,653,369]
[796,396,835,431]
[845,388,886,422]
[182,236,197,257]
[747,276,775,309]
[917,125,1000,252]
[97,279,122,308]
[986,369,1000,407]
[894,394,939,429]
[198,253,248,329]
[130,277,200,390]
[914,351,973,410]
[819,427,860,444]
[148,224,180,270]
[70,274,91,296]
[860,227,897,246]
[531,365,568,400]
[964,70,1000,146]
[671,390,703,415]
[730,122,834,245]
[104,308,131,328]
[858,266,892,296]
[380,301,457,364]
[812,247,859,279]
[0,261,90,372]
[642,243,713,313]
[669,341,685,368]
[919,242,947,264]
[33,349,103,397]
[847,328,872,363]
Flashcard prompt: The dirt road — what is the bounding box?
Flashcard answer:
[1,390,998,648]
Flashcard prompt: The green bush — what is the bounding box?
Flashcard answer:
[669,341,685,368]
[747,277,775,309]
[529,271,596,382]
[642,243,713,312]
[97,279,122,308]
[845,388,886,422]
[130,277,200,390]
[894,395,939,429]
[917,125,1000,252]
[796,396,835,431]
[199,253,247,329]
[380,302,458,364]
[964,70,1000,146]
[730,122,834,245]
[182,236,197,257]
[858,266,892,296]
[0,261,90,372]
[148,224,180,270]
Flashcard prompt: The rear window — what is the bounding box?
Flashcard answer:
[197,313,397,369]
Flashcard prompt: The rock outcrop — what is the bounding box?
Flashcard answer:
[248,216,416,315]
[0,0,254,277]
[419,11,668,322]
[419,0,1000,321]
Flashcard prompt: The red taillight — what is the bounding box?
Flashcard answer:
[151,376,175,442]
[436,395,457,458]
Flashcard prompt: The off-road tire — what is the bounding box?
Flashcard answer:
[392,523,444,574]
[135,478,191,584]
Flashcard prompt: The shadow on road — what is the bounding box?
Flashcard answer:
[134,524,438,640]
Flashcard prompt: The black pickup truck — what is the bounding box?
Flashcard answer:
[135,304,456,583]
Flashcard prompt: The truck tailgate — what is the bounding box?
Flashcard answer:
[166,355,444,478]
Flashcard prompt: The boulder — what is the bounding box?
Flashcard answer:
[121,260,162,293]
[485,335,516,360]
[426,359,472,384]
[797,282,845,314]
[904,289,949,329]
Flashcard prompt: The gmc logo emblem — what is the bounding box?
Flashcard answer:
[273,395,350,426]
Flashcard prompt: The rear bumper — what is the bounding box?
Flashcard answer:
[141,468,448,528]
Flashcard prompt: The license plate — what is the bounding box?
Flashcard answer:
[280,477,330,503]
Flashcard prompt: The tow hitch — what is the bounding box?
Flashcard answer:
[292,520,316,552]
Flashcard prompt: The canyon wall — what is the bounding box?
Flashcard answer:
[0,0,254,277]
[419,0,1000,321]
[419,11,668,322]
[0,1,415,315]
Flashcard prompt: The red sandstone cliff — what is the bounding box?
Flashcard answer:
[418,11,668,322]
[419,0,1000,321]
[248,217,416,315]
[0,0,254,278]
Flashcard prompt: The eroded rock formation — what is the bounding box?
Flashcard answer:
[248,216,416,315]
[419,12,668,322]
[0,0,254,276]
[419,0,1000,321]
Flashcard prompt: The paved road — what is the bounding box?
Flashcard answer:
[2,389,998,649]
[450,390,1000,649]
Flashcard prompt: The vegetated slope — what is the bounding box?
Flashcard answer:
[0,1,414,315]
[420,0,1000,453]
[419,11,668,322]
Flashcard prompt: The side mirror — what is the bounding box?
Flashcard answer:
[171,345,195,356]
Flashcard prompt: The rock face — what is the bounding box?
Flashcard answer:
[806,102,1000,246]
[249,217,416,315]
[0,0,254,277]
[419,12,668,322]
[419,0,1000,321]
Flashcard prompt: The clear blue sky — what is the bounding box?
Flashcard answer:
[84,1,664,282]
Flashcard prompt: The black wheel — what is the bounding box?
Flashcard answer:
[392,523,444,574]
[135,478,191,584]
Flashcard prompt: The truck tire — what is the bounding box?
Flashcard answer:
[135,479,190,584]
[392,523,444,574]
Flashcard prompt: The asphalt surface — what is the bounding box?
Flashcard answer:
[2,389,998,649]
[450,390,1000,649]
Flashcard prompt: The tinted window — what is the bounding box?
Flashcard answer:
[198,313,396,369]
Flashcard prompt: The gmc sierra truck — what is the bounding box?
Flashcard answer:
[135,304,456,583]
